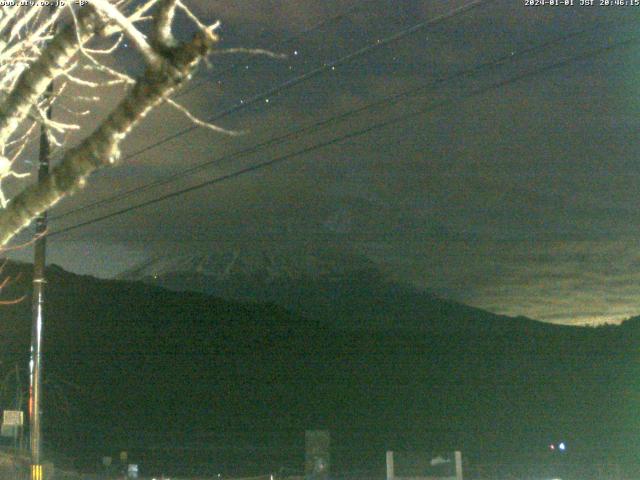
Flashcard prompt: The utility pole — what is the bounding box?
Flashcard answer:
[455,451,463,480]
[16,364,24,455]
[386,451,394,480]
[29,11,57,480]
[29,77,53,480]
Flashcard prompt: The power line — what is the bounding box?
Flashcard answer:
[47,33,640,239]
[13,2,371,173]
[58,0,491,176]
[49,18,620,222]
[48,0,493,222]
[174,1,372,100]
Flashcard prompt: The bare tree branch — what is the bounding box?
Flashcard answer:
[166,97,242,135]
[153,0,178,48]
[0,6,102,149]
[89,0,164,68]
[0,1,268,249]
[0,26,219,246]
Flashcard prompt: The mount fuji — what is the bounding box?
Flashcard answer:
[117,243,541,333]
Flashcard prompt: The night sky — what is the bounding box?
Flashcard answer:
[7,0,640,326]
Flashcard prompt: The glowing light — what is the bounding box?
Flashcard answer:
[559,442,566,451]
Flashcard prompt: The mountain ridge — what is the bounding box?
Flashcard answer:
[117,248,577,335]
[0,260,636,477]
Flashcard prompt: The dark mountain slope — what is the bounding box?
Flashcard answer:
[118,248,562,336]
[0,261,635,478]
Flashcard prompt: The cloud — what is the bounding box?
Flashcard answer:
[371,239,640,326]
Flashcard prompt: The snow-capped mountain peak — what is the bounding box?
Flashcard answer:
[118,243,379,283]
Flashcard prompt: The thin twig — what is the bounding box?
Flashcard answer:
[166,98,243,136]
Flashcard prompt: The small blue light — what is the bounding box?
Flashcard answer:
[559,442,566,451]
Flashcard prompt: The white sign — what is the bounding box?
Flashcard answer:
[2,410,23,426]
[127,464,138,479]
